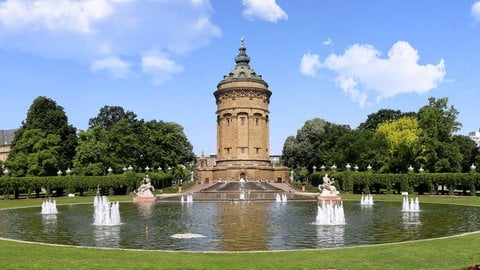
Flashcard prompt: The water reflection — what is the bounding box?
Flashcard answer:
[216,201,270,251]
[136,201,155,219]
[402,211,422,227]
[316,225,345,248]
[41,214,57,234]
[361,203,374,210]
[94,226,120,248]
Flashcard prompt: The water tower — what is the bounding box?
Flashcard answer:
[197,38,289,183]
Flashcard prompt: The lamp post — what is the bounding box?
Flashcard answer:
[107,167,113,174]
[145,166,150,172]
[470,163,476,171]
[312,165,317,172]
[354,165,359,172]
[367,164,372,171]
[320,165,325,171]
[66,168,72,175]
[419,166,424,173]
[330,164,337,172]
[128,165,133,171]
[3,168,9,176]
[408,165,414,172]
[3,168,10,198]
[57,169,62,176]
[122,166,127,173]
[344,163,352,192]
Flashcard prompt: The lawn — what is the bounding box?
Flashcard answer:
[0,194,479,270]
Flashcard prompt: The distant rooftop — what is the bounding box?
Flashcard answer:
[468,129,480,147]
[0,129,17,146]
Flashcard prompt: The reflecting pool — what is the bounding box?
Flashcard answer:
[0,201,479,251]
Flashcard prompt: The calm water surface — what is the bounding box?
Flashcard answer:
[0,200,479,251]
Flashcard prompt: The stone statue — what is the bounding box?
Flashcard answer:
[318,174,337,196]
[136,175,155,198]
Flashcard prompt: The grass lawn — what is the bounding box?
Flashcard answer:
[1,194,479,269]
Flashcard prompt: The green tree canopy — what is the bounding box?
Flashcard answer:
[453,135,478,172]
[73,106,196,175]
[281,118,350,170]
[88,105,138,130]
[417,97,462,172]
[358,109,416,131]
[332,129,389,172]
[7,96,77,176]
[72,126,109,176]
[280,97,471,174]
[376,117,420,172]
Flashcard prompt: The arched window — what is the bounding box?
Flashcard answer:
[254,113,262,126]
[224,113,232,126]
[238,112,248,125]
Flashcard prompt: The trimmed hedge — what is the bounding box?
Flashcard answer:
[0,172,174,199]
[311,172,480,196]
[2,172,479,199]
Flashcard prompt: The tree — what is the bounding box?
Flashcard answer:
[7,96,77,176]
[107,118,143,172]
[6,129,62,176]
[358,109,415,131]
[281,118,350,170]
[73,106,196,175]
[88,105,138,130]
[453,135,478,172]
[73,127,109,176]
[375,117,420,172]
[417,97,462,172]
[332,129,389,172]
[315,123,351,167]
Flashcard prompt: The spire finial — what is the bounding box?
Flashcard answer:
[235,37,250,65]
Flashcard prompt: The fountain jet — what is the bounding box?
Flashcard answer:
[360,194,374,205]
[41,199,58,214]
[314,200,346,225]
[93,195,121,226]
[402,196,420,212]
[276,193,288,202]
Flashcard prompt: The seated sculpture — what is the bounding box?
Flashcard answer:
[318,174,337,196]
[135,175,155,198]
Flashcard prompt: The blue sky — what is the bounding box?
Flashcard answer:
[1,0,480,155]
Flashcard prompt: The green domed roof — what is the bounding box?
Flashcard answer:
[218,38,268,87]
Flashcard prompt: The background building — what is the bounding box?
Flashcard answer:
[468,130,480,147]
[0,129,17,162]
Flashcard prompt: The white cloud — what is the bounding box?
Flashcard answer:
[299,52,321,77]
[0,0,113,34]
[305,41,446,108]
[91,57,131,79]
[322,38,333,46]
[141,53,184,85]
[471,1,480,21]
[0,0,221,83]
[242,0,288,22]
